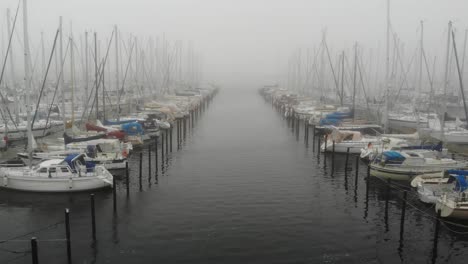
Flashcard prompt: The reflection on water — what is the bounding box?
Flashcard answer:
[1,83,468,263]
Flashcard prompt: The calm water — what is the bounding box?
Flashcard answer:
[1,85,468,264]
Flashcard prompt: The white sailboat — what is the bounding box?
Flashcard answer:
[0,0,114,192]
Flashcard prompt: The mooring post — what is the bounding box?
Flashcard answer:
[90,194,96,241]
[155,137,158,174]
[148,145,152,182]
[432,209,441,260]
[323,136,327,153]
[312,125,316,152]
[169,125,173,152]
[355,156,359,186]
[165,129,169,155]
[125,161,129,196]
[31,237,38,264]
[385,179,391,228]
[65,208,72,264]
[331,140,335,171]
[345,147,350,172]
[317,135,321,158]
[112,177,117,212]
[161,131,165,164]
[399,191,407,239]
[139,152,143,190]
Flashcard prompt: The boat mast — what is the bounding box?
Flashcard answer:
[22,0,33,167]
[70,23,75,125]
[384,0,390,132]
[452,31,468,128]
[418,21,423,95]
[353,43,358,121]
[94,32,99,121]
[59,16,65,131]
[7,8,19,124]
[444,22,452,96]
[340,50,345,106]
[84,31,89,111]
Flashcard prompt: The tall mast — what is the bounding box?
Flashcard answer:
[384,0,390,132]
[22,0,33,166]
[59,16,65,130]
[7,8,19,123]
[340,50,345,106]
[353,43,358,120]
[94,32,98,121]
[114,25,120,93]
[444,21,452,96]
[452,31,468,128]
[418,21,423,95]
[84,31,89,110]
[70,23,75,124]
[41,31,45,78]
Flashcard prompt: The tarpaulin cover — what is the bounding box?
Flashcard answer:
[383,151,405,161]
[104,119,138,126]
[64,154,80,171]
[448,175,468,192]
[446,170,468,176]
[319,118,342,126]
[121,122,144,135]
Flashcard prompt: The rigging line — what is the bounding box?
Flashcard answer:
[323,41,341,102]
[117,40,135,104]
[42,39,71,137]
[83,29,115,122]
[0,0,21,130]
[31,29,59,129]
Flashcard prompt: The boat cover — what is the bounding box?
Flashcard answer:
[121,122,144,135]
[448,175,468,192]
[383,151,406,161]
[446,170,468,176]
[64,154,80,171]
[104,119,138,126]
[401,141,443,152]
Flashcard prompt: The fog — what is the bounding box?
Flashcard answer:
[0,0,468,86]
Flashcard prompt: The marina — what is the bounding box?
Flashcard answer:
[1,0,468,263]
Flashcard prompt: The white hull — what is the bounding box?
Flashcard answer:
[321,140,376,154]
[436,197,468,219]
[1,170,112,192]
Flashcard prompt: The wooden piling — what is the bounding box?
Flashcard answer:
[148,145,152,181]
[432,209,441,260]
[169,126,173,152]
[355,156,359,186]
[31,237,38,264]
[155,137,158,174]
[90,194,96,241]
[345,147,350,171]
[312,125,316,152]
[399,191,407,238]
[139,152,143,190]
[125,161,129,196]
[65,208,72,264]
[112,177,117,212]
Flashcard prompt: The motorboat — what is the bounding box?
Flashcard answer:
[370,150,467,181]
[320,129,379,154]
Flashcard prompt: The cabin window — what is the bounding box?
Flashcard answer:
[38,168,47,173]
[48,167,56,173]
[61,167,70,173]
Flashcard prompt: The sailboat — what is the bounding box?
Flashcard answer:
[0,0,113,192]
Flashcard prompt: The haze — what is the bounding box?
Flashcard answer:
[0,0,467,86]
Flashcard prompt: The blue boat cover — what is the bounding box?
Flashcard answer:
[401,141,443,152]
[121,122,144,135]
[448,175,468,192]
[64,154,80,171]
[104,119,138,126]
[446,170,468,176]
[325,112,352,120]
[383,151,405,161]
[319,118,342,126]
[85,161,96,172]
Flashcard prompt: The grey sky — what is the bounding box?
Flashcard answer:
[0,0,467,84]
